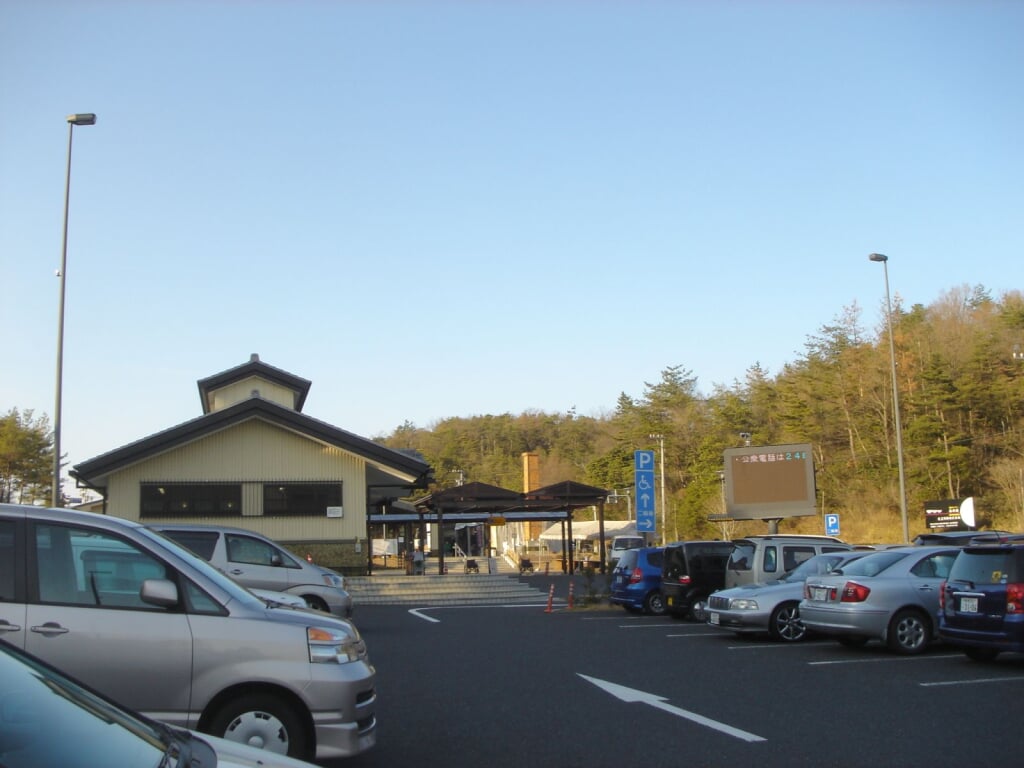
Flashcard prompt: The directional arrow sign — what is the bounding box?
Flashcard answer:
[634,450,656,533]
[578,674,766,743]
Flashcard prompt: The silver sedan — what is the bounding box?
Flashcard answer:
[707,550,869,641]
[799,546,960,654]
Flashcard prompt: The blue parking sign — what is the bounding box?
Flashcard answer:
[825,514,840,536]
[635,451,656,533]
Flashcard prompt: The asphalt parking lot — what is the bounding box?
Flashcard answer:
[332,604,1024,768]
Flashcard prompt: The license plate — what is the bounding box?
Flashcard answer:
[812,587,829,601]
[709,612,719,625]
[959,596,979,613]
[667,596,674,606]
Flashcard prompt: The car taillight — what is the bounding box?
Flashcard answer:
[840,582,870,602]
[1007,584,1024,613]
[629,567,643,584]
[678,574,692,585]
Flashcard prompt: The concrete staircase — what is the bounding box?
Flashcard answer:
[345,562,555,606]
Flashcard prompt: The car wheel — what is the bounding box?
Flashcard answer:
[208,693,309,760]
[302,595,329,613]
[645,592,666,616]
[887,609,930,655]
[769,602,806,642]
[964,646,1000,662]
[837,635,869,647]
[687,598,708,622]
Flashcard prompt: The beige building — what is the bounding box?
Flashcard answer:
[71,355,433,559]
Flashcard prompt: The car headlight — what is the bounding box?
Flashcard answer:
[730,598,759,611]
[321,572,345,589]
[308,626,364,664]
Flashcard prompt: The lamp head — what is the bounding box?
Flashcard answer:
[868,253,888,263]
[67,113,97,126]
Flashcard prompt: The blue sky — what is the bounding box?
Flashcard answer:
[2,1,1022,487]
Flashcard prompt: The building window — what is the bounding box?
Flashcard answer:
[263,483,341,517]
[140,484,242,518]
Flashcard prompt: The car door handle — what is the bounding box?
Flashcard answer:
[30,622,70,636]
[229,569,244,575]
[0,620,22,633]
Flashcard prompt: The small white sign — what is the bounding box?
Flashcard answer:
[326,506,344,518]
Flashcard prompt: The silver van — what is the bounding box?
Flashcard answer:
[725,534,852,588]
[0,504,376,762]
[150,523,353,618]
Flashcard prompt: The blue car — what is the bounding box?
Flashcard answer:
[940,539,1024,661]
[610,546,665,615]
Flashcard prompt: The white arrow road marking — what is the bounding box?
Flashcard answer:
[577,674,767,743]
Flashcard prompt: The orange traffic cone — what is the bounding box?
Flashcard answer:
[544,583,555,613]
[568,581,575,610]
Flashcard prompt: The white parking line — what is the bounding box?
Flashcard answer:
[921,676,1024,687]
[808,653,962,666]
[727,641,833,650]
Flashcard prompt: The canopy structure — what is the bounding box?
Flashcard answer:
[367,480,613,574]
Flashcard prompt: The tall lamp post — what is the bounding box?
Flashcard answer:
[52,112,96,507]
[869,253,909,543]
[649,434,667,545]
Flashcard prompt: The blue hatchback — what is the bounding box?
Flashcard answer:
[610,546,665,615]
[940,540,1024,661]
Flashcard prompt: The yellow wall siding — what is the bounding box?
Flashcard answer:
[102,418,368,541]
[211,377,296,411]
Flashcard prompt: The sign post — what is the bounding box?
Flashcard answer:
[634,450,656,536]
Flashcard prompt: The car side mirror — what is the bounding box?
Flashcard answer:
[140,578,179,608]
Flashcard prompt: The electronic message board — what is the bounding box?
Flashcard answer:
[723,443,817,520]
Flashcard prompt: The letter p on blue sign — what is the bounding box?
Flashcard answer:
[635,450,654,470]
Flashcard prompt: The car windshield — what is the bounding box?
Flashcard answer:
[728,543,755,570]
[0,643,175,767]
[780,554,843,582]
[140,526,262,606]
[948,550,1016,586]
[833,551,907,577]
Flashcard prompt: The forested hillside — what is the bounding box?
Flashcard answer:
[379,286,1024,544]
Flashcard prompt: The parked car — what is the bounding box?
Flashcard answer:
[610,547,666,615]
[939,540,1024,661]
[149,523,353,617]
[660,540,734,620]
[609,535,645,567]
[912,530,1012,546]
[725,535,852,589]
[800,545,960,654]
[0,503,376,762]
[707,550,870,641]
[0,638,320,768]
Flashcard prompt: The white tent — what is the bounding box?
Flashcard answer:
[539,520,637,553]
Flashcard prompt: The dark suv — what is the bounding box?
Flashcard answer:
[939,541,1024,661]
[660,540,734,621]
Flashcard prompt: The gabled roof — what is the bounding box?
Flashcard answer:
[197,354,311,414]
[526,480,611,506]
[71,396,432,491]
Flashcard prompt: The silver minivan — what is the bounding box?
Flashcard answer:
[0,504,376,763]
[725,534,852,588]
[150,523,353,617]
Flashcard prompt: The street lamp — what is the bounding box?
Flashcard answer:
[869,253,909,543]
[52,112,96,506]
[649,434,667,545]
